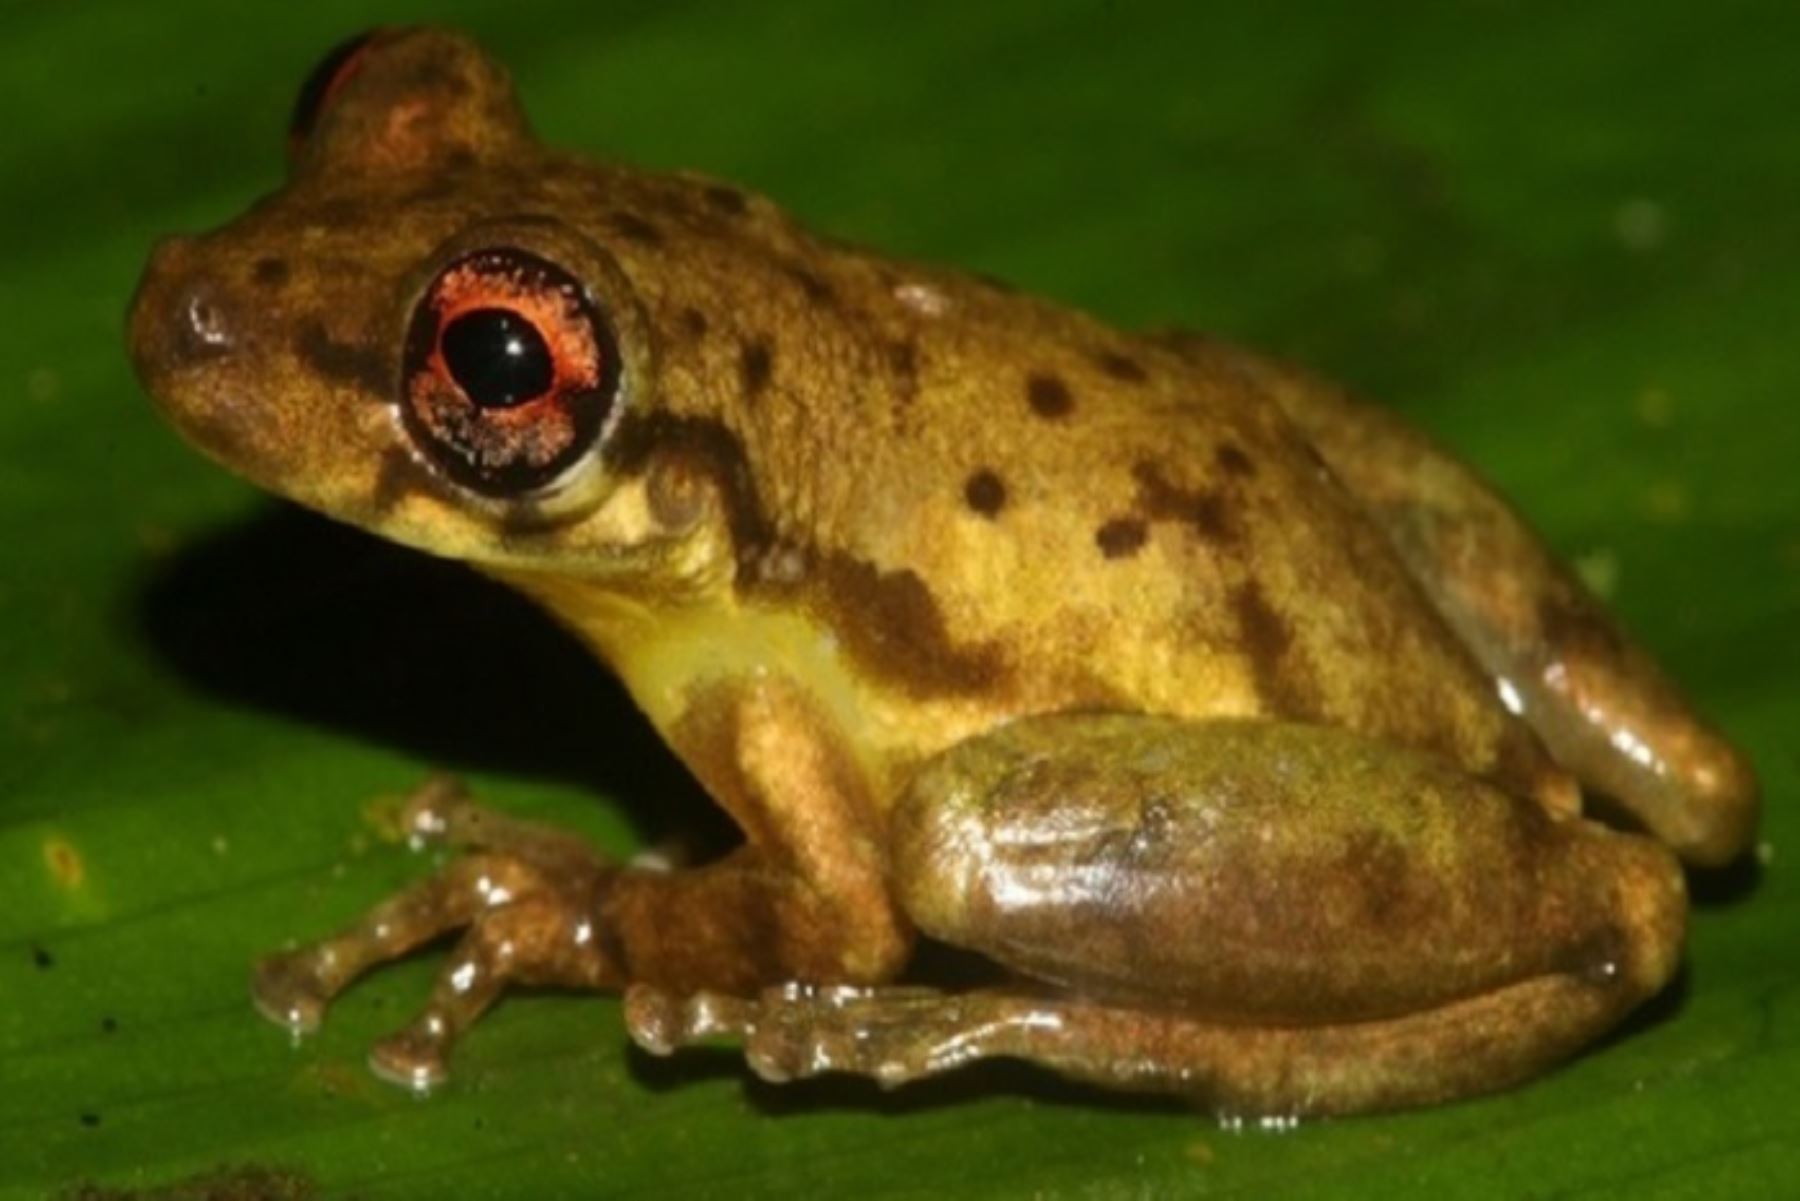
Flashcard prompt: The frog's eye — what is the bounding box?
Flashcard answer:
[401,248,620,496]
[288,30,379,159]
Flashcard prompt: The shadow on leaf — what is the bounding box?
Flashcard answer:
[129,501,717,846]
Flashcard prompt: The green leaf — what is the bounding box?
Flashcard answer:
[5,1,1797,1197]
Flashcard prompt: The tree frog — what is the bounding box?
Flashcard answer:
[127,28,1757,1116]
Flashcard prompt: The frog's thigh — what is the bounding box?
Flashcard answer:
[868,712,1678,1110]
[1227,344,1756,865]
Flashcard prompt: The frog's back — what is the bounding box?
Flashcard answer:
[568,163,1556,800]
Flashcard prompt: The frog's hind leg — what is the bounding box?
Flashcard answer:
[1170,334,1756,866]
[627,713,1686,1115]
[252,777,617,1089]
[626,972,1631,1117]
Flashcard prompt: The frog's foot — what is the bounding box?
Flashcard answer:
[623,975,1641,1116]
[625,982,1018,1088]
[252,780,617,1089]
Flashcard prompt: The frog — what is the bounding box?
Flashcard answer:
[126,27,1758,1116]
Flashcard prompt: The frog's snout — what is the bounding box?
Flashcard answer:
[129,234,281,479]
[129,236,243,391]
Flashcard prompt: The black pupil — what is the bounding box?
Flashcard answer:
[440,308,555,410]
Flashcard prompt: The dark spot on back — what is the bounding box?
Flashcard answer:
[1095,517,1148,559]
[1026,372,1073,418]
[887,340,920,403]
[964,469,1007,517]
[679,307,709,339]
[610,211,664,246]
[611,413,1001,699]
[976,271,1017,294]
[251,257,290,288]
[100,1015,118,1034]
[783,262,836,306]
[1231,582,1321,719]
[798,555,1006,697]
[1215,442,1256,477]
[1232,582,1291,663]
[704,185,749,215]
[79,1111,101,1129]
[1094,349,1147,383]
[295,321,390,397]
[1133,461,1236,543]
[739,339,774,398]
[31,945,52,970]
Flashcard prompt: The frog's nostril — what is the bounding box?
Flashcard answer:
[177,282,236,357]
[129,241,242,387]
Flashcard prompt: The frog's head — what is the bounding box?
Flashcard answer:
[129,27,728,588]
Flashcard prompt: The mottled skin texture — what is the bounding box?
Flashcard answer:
[128,29,1756,1113]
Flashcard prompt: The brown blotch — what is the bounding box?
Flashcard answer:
[739,339,774,399]
[1215,442,1257,478]
[797,555,1007,698]
[1230,582,1322,719]
[1133,461,1236,543]
[1026,372,1074,418]
[609,211,665,246]
[1094,349,1148,383]
[251,256,290,289]
[704,184,750,216]
[612,414,1002,699]
[679,307,710,339]
[294,321,391,397]
[783,262,836,306]
[1095,517,1148,559]
[963,469,1007,518]
[886,340,920,402]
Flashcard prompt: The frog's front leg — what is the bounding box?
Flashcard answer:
[628,713,1685,1115]
[253,679,910,1088]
